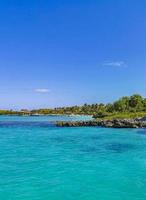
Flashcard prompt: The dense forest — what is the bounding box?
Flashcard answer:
[1,94,146,119]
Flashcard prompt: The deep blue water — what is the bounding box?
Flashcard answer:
[0,116,146,200]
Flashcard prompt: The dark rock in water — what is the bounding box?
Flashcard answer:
[90,135,102,140]
[80,145,99,153]
[106,143,135,153]
[56,120,98,127]
[56,119,146,128]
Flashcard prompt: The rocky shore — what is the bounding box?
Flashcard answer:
[56,119,146,128]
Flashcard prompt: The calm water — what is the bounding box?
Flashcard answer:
[0,116,146,200]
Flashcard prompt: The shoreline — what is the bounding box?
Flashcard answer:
[0,114,93,117]
[56,119,146,128]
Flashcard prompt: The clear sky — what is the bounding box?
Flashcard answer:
[0,0,146,109]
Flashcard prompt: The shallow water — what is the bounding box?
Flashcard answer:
[0,116,146,200]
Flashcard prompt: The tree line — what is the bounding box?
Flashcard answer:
[1,94,146,119]
[32,94,146,118]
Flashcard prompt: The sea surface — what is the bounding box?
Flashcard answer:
[0,115,146,200]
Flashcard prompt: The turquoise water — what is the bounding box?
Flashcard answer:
[0,115,92,122]
[0,116,146,200]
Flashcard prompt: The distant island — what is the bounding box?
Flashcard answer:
[1,94,146,121]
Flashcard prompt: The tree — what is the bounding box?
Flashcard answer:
[143,98,146,111]
[129,94,143,111]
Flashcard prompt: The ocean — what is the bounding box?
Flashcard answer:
[0,115,146,200]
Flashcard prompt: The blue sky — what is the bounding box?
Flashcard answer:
[0,0,146,109]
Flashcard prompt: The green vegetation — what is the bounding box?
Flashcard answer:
[93,94,146,119]
[0,110,20,115]
[31,94,146,119]
[96,112,146,120]
[1,94,146,119]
